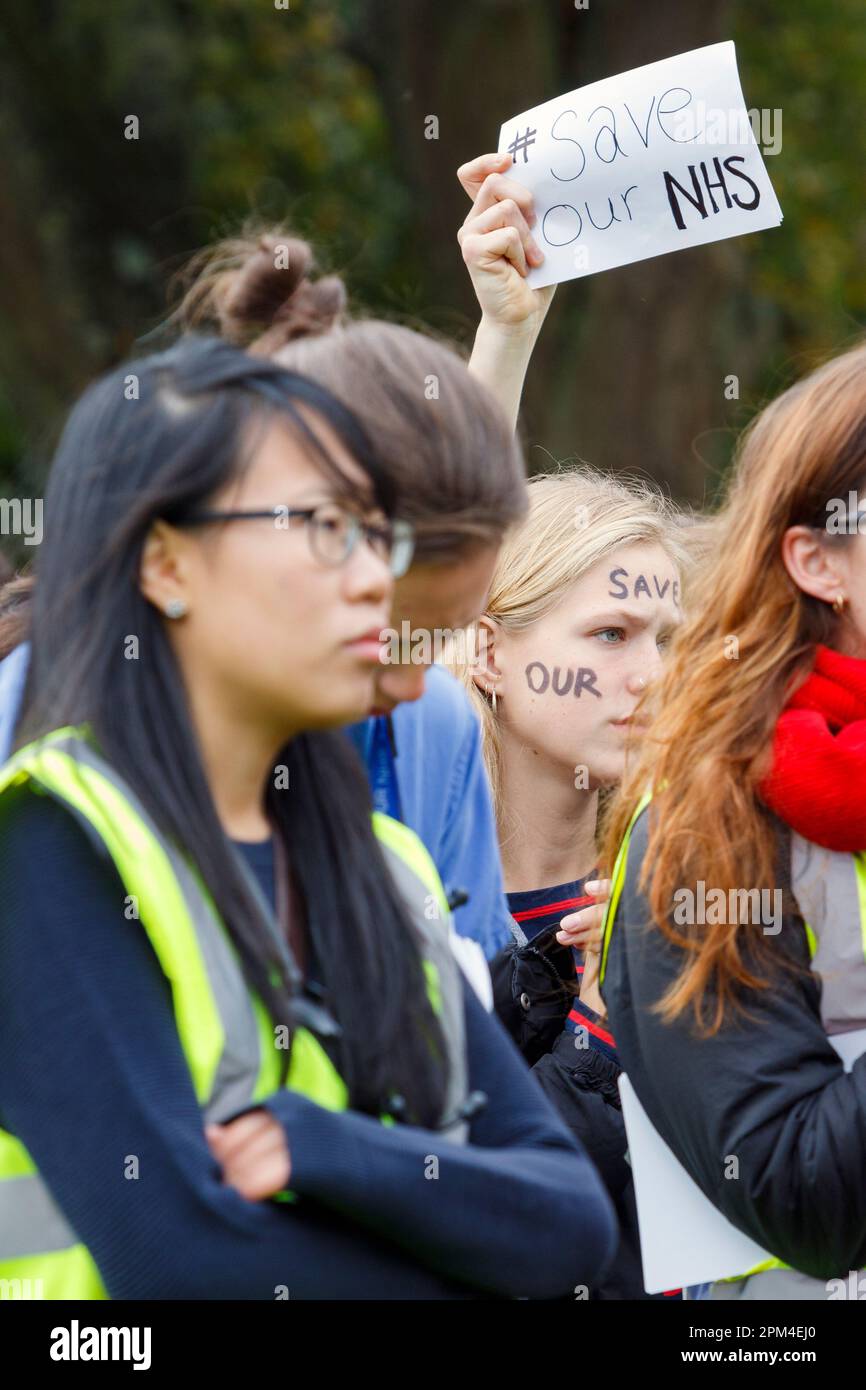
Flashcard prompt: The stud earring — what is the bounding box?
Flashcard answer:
[832,592,848,616]
[164,598,188,620]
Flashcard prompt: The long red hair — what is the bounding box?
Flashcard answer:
[603,342,866,1032]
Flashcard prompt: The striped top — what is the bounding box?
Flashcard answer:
[506,877,618,1062]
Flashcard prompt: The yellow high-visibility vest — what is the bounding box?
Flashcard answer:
[0,727,467,1298]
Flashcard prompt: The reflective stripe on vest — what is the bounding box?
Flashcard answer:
[0,727,466,1297]
[372,813,468,1145]
[600,790,866,1298]
[790,832,866,1035]
[599,789,652,988]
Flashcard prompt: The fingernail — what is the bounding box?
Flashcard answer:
[585,880,600,893]
[528,240,544,264]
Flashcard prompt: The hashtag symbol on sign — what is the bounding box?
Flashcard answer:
[507,127,536,164]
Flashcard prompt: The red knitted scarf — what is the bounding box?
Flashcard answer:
[758,645,866,851]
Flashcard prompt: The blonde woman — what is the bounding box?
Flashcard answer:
[447,469,690,1298]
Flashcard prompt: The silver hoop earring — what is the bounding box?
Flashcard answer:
[164,598,188,620]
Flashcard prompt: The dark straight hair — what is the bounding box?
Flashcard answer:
[21,335,448,1126]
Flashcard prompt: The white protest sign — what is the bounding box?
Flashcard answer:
[620,1027,866,1294]
[498,41,783,287]
[619,1074,769,1294]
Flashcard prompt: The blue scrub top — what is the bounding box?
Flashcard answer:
[345,665,513,958]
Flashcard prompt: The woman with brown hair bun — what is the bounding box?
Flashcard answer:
[599,340,866,1299]
[177,228,530,558]
[173,223,536,962]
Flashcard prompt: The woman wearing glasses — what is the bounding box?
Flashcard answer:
[0,337,615,1299]
[0,228,530,968]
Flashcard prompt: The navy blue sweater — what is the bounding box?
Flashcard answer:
[0,785,616,1300]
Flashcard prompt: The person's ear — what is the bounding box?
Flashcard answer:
[781,525,847,608]
[471,615,505,698]
[139,520,192,619]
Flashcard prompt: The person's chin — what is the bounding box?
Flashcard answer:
[308,678,377,731]
[591,747,627,788]
[368,701,397,717]
[585,770,621,793]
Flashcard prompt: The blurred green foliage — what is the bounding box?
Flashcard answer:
[735,0,866,364]
[0,0,864,555]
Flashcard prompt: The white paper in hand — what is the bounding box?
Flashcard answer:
[620,1028,866,1294]
[498,41,783,288]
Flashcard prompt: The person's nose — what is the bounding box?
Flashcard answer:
[625,639,664,696]
[340,538,393,609]
[376,664,427,706]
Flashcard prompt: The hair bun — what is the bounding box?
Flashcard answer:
[177,229,346,349]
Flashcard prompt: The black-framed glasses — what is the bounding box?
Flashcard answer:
[179,502,416,578]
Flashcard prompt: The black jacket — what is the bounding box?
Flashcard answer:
[602,805,866,1280]
[491,925,654,1299]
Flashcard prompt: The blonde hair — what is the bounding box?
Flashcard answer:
[446,466,695,828]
